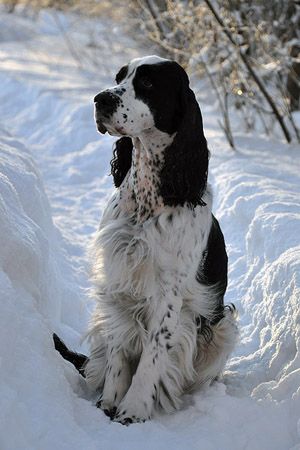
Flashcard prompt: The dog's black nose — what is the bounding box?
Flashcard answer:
[94,91,120,117]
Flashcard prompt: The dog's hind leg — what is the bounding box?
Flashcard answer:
[193,305,238,389]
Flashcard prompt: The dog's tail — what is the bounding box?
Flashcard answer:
[53,333,88,377]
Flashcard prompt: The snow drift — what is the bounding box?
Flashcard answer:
[0,132,94,449]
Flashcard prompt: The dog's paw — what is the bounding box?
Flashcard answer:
[96,396,118,420]
[113,395,152,425]
[113,409,149,425]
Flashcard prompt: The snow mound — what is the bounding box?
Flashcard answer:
[0,133,98,450]
[0,133,59,321]
[211,141,300,409]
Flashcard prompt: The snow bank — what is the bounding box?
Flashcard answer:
[0,134,57,319]
[0,132,94,449]
[210,141,300,406]
[0,7,299,450]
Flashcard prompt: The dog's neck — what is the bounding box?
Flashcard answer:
[120,129,174,222]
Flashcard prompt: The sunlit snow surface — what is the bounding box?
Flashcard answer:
[0,7,299,450]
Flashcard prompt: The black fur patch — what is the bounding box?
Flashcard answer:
[196,215,228,325]
[110,137,133,187]
[132,61,208,207]
[52,333,88,377]
[115,65,128,84]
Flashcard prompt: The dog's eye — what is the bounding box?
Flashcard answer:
[140,77,153,88]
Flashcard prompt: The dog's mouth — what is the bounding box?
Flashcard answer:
[95,119,107,135]
[97,121,127,137]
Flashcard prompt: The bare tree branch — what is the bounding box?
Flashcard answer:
[203,0,292,143]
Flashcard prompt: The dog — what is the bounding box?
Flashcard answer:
[54,55,238,425]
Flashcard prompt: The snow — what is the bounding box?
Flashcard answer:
[0,7,299,450]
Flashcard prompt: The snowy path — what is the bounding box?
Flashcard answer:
[0,8,299,450]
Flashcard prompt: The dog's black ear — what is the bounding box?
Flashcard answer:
[159,66,209,207]
[110,137,133,187]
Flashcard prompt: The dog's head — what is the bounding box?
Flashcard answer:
[95,56,209,208]
[94,55,189,137]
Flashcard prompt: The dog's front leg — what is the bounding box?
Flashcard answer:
[97,343,131,418]
[114,290,182,424]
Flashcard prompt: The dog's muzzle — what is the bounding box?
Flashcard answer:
[94,91,121,134]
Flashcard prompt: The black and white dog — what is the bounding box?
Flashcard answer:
[54,55,238,425]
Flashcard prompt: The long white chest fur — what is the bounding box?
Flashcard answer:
[91,189,212,316]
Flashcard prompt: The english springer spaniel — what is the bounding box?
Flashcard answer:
[54,55,238,425]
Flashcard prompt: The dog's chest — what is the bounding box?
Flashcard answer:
[118,147,165,222]
[94,194,212,302]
